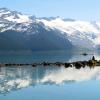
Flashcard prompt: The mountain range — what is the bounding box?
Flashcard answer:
[0,8,100,51]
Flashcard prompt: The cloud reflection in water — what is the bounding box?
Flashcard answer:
[0,66,100,94]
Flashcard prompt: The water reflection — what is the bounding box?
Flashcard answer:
[0,50,100,95]
[0,66,100,94]
[0,50,94,63]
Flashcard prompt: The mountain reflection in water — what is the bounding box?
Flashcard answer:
[0,66,100,94]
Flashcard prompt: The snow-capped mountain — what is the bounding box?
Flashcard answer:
[0,8,100,51]
[37,17,100,48]
[0,8,30,23]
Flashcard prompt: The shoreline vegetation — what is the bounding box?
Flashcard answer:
[0,56,99,69]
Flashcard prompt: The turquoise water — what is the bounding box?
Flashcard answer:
[0,51,100,100]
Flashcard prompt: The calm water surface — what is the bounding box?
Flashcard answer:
[0,51,100,100]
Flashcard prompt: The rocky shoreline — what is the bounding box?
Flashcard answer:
[0,56,99,69]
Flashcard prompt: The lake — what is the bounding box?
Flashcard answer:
[0,50,100,100]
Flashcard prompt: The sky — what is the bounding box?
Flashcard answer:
[0,0,100,21]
